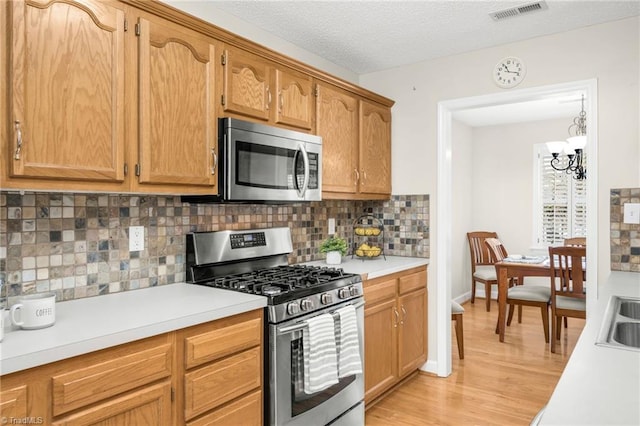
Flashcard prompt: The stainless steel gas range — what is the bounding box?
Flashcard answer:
[186,227,365,426]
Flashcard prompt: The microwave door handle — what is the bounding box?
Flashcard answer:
[297,144,310,198]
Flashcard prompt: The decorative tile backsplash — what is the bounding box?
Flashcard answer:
[0,192,429,304]
[611,188,640,272]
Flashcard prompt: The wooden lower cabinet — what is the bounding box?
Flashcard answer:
[363,266,428,404]
[0,309,263,426]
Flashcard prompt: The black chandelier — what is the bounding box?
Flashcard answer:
[546,95,587,180]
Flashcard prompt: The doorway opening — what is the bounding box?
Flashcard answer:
[433,79,598,377]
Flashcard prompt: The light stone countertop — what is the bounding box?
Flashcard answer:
[0,283,267,375]
[540,271,640,425]
[303,255,429,280]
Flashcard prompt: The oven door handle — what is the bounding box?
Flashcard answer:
[277,300,365,335]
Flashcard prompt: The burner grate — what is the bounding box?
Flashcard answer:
[209,265,348,296]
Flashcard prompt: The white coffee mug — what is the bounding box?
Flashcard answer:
[10,293,56,330]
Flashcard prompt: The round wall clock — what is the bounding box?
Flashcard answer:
[493,57,526,88]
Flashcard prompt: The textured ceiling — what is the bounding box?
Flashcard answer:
[192,0,640,74]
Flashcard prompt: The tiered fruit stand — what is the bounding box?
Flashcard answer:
[352,214,386,260]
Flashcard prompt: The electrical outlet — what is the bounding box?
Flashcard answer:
[328,218,336,235]
[129,226,145,252]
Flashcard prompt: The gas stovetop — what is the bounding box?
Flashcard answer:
[194,264,362,304]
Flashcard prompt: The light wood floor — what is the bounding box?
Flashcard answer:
[365,298,585,425]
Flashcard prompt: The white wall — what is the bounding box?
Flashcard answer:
[470,118,570,255]
[451,117,571,300]
[360,17,640,366]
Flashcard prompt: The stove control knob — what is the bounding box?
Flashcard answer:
[338,288,350,299]
[300,299,314,311]
[320,293,333,305]
[287,302,300,316]
[349,286,359,296]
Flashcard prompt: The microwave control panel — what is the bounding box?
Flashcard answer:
[230,232,267,249]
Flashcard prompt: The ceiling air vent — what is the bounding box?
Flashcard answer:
[489,1,548,21]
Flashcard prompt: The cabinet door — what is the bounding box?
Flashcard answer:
[52,382,172,426]
[359,100,391,195]
[398,288,428,377]
[137,15,217,189]
[274,68,313,130]
[315,82,359,195]
[222,48,271,121]
[9,0,125,182]
[364,298,398,404]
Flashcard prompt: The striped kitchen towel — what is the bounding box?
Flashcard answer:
[303,313,339,394]
[336,305,363,378]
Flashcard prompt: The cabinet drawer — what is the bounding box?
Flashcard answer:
[52,338,172,416]
[184,346,261,420]
[52,381,172,426]
[184,311,262,370]
[0,385,27,419]
[186,389,262,426]
[398,269,427,295]
[364,278,396,305]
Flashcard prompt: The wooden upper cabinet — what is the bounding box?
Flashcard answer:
[315,82,359,195]
[9,0,126,183]
[221,47,271,121]
[221,47,312,131]
[274,68,313,130]
[136,15,217,190]
[359,100,392,196]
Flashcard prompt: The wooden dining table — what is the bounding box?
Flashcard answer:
[494,259,552,342]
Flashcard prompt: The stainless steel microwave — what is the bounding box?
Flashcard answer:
[183,118,322,203]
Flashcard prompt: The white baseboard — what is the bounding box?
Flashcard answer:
[419,359,440,376]
[472,288,498,301]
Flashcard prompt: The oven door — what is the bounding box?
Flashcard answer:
[268,298,365,426]
[225,122,321,202]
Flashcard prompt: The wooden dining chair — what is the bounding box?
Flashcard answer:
[561,237,585,327]
[548,245,586,353]
[451,301,465,359]
[485,238,551,343]
[467,231,501,311]
[563,237,586,247]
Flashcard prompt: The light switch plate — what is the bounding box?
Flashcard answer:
[129,226,145,251]
[623,203,640,224]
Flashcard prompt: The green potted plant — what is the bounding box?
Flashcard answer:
[320,235,348,265]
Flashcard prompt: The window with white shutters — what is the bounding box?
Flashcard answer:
[533,144,587,246]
